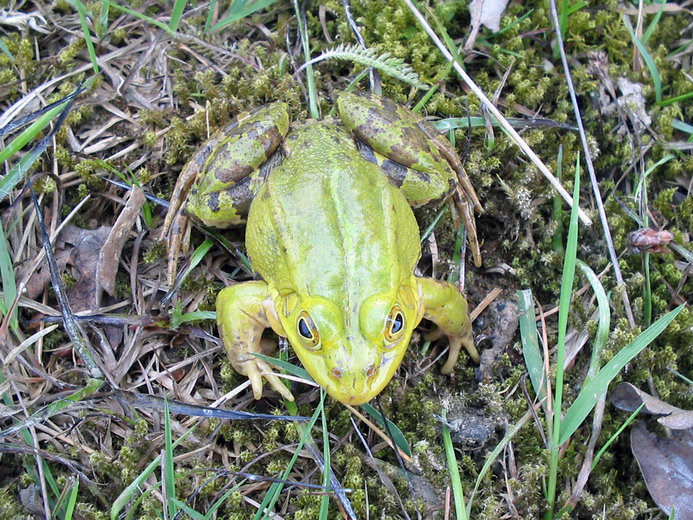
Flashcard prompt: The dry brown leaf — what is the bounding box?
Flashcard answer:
[98,187,146,298]
[61,225,111,313]
[611,382,693,429]
[465,0,511,51]
[631,422,693,519]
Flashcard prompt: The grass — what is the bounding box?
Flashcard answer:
[0,0,692,518]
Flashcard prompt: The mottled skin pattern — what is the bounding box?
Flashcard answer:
[162,92,481,405]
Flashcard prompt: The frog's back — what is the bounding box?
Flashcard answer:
[246,121,420,299]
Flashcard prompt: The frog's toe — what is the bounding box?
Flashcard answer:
[426,326,480,374]
[164,212,191,287]
[451,187,482,268]
[245,359,295,401]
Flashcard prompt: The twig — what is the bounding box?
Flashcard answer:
[402,0,592,227]
[547,0,636,329]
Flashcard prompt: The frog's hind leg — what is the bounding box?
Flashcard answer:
[186,150,283,228]
[161,102,290,286]
[337,91,484,266]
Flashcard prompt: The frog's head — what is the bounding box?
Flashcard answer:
[278,285,422,405]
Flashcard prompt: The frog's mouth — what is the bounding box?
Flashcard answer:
[310,348,406,406]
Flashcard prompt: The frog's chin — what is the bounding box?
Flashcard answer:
[323,382,386,406]
[319,362,400,405]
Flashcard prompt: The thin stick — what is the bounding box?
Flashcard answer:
[547,0,636,328]
[402,0,592,227]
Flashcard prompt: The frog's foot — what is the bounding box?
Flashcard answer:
[160,159,201,286]
[234,348,295,402]
[218,281,295,402]
[163,211,192,287]
[450,184,482,268]
[425,324,479,374]
[419,277,479,373]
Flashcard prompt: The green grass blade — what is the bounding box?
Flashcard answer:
[479,9,534,41]
[209,0,281,32]
[319,391,330,519]
[467,409,533,515]
[204,0,217,31]
[171,498,206,519]
[253,402,324,519]
[169,0,187,32]
[642,0,666,43]
[575,260,610,383]
[441,408,467,520]
[558,303,685,446]
[203,484,245,519]
[99,0,174,35]
[672,119,693,135]
[253,352,312,381]
[622,14,662,103]
[547,157,581,515]
[64,479,80,520]
[554,0,570,59]
[66,0,99,73]
[658,91,693,107]
[0,100,71,165]
[359,403,412,457]
[163,399,178,517]
[518,289,546,405]
[0,38,13,59]
[0,86,83,201]
[110,424,196,520]
[164,238,215,302]
[0,221,17,330]
[97,2,109,38]
[591,403,643,470]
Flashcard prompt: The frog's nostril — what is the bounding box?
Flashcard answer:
[365,365,376,378]
[331,368,343,379]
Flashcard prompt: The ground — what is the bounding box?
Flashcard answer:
[1,0,693,518]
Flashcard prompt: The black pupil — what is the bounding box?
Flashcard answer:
[391,313,403,334]
[298,318,312,338]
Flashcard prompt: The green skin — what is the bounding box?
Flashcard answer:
[187,92,479,405]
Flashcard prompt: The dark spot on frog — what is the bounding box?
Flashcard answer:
[355,141,378,164]
[225,176,255,216]
[380,160,407,188]
[298,138,313,150]
[208,192,220,213]
[369,105,400,126]
[333,152,353,164]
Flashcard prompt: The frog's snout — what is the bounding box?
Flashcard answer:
[322,350,396,405]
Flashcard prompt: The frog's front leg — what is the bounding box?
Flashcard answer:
[418,277,479,374]
[217,280,295,401]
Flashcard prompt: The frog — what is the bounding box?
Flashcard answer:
[161,92,482,405]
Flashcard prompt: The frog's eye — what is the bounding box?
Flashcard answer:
[384,305,406,343]
[297,311,320,349]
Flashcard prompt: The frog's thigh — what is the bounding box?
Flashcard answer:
[418,277,479,372]
[187,103,290,228]
[187,162,275,228]
[217,280,293,400]
[358,145,452,207]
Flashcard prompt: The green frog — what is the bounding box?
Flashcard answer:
[162,92,482,405]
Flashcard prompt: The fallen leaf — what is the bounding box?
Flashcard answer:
[631,422,693,519]
[465,0,511,51]
[611,382,693,430]
[61,225,111,313]
[98,187,145,297]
